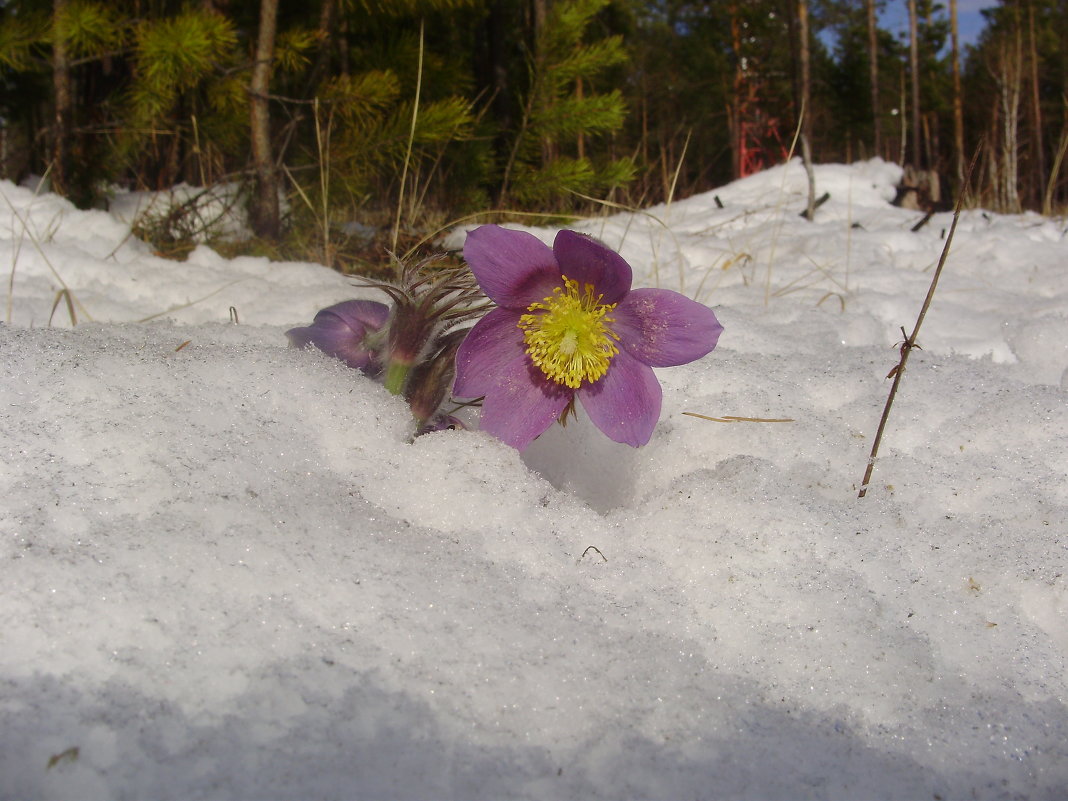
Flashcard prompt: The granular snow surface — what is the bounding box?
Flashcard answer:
[1,160,1066,800]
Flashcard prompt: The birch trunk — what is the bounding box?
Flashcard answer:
[994,27,1023,212]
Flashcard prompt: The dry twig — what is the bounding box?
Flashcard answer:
[858,143,982,498]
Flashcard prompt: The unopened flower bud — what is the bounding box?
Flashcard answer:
[405,328,469,425]
[286,300,390,375]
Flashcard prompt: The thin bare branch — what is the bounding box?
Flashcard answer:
[858,142,982,498]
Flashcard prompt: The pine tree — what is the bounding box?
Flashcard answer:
[122,8,242,189]
[1,0,128,203]
[500,0,634,208]
[293,5,479,233]
[619,1,735,199]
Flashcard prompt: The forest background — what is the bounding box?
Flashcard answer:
[1,0,1065,270]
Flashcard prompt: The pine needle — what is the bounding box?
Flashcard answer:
[683,412,794,424]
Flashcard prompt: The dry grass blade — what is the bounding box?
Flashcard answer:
[857,142,982,499]
[568,188,692,295]
[763,107,804,307]
[399,209,574,263]
[2,176,92,325]
[660,128,691,292]
[692,250,752,303]
[136,279,249,323]
[683,412,795,423]
[49,288,77,327]
[391,18,424,255]
[1042,126,1068,217]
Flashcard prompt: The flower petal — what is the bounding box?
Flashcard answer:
[552,230,632,304]
[286,324,373,370]
[322,299,390,333]
[613,289,723,367]
[577,349,662,447]
[478,355,572,451]
[286,300,389,371]
[452,308,526,398]
[463,225,562,309]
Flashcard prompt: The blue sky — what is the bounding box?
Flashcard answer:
[879,1,998,49]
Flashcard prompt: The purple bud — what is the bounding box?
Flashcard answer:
[415,415,466,437]
[286,299,390,373]
[387,299,440,367]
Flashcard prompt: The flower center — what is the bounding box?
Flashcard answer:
[518,276,620,389]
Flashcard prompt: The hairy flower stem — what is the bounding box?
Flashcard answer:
[383,360,412,396]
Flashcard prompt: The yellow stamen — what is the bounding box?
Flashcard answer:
[518,276,620,389]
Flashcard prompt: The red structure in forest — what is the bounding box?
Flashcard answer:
[730,5,788,178]
[737,80,788,177]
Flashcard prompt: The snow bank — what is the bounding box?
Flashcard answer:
[2,162,1066,799]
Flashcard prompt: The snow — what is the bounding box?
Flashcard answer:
[2,159,1067,800]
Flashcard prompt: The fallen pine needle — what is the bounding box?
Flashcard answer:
[683,412,795,423]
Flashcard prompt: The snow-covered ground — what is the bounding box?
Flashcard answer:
[2,160,1066,800]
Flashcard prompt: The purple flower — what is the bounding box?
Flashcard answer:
[453,225,723,450]
[286,299,390,373]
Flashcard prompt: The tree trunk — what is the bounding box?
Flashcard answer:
[729,3,744,178]
[867,0,882,158]
[531,0,547,32]
[530,0,552,166]
[484,1,513,138]
[798,0,816,219]
[250,0,280,240]
[51,0,73,199]
[908,0,923,167]
[898,63,907,166]
[1027,0,1045,208]
[994,24,1024,212]
[950,0,965,188]
[306,0,338,95]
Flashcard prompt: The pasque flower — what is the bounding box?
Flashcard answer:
[366,255,488,398]
[286,300,390,374]
[453,225,723,450]
[287,255,488,434]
